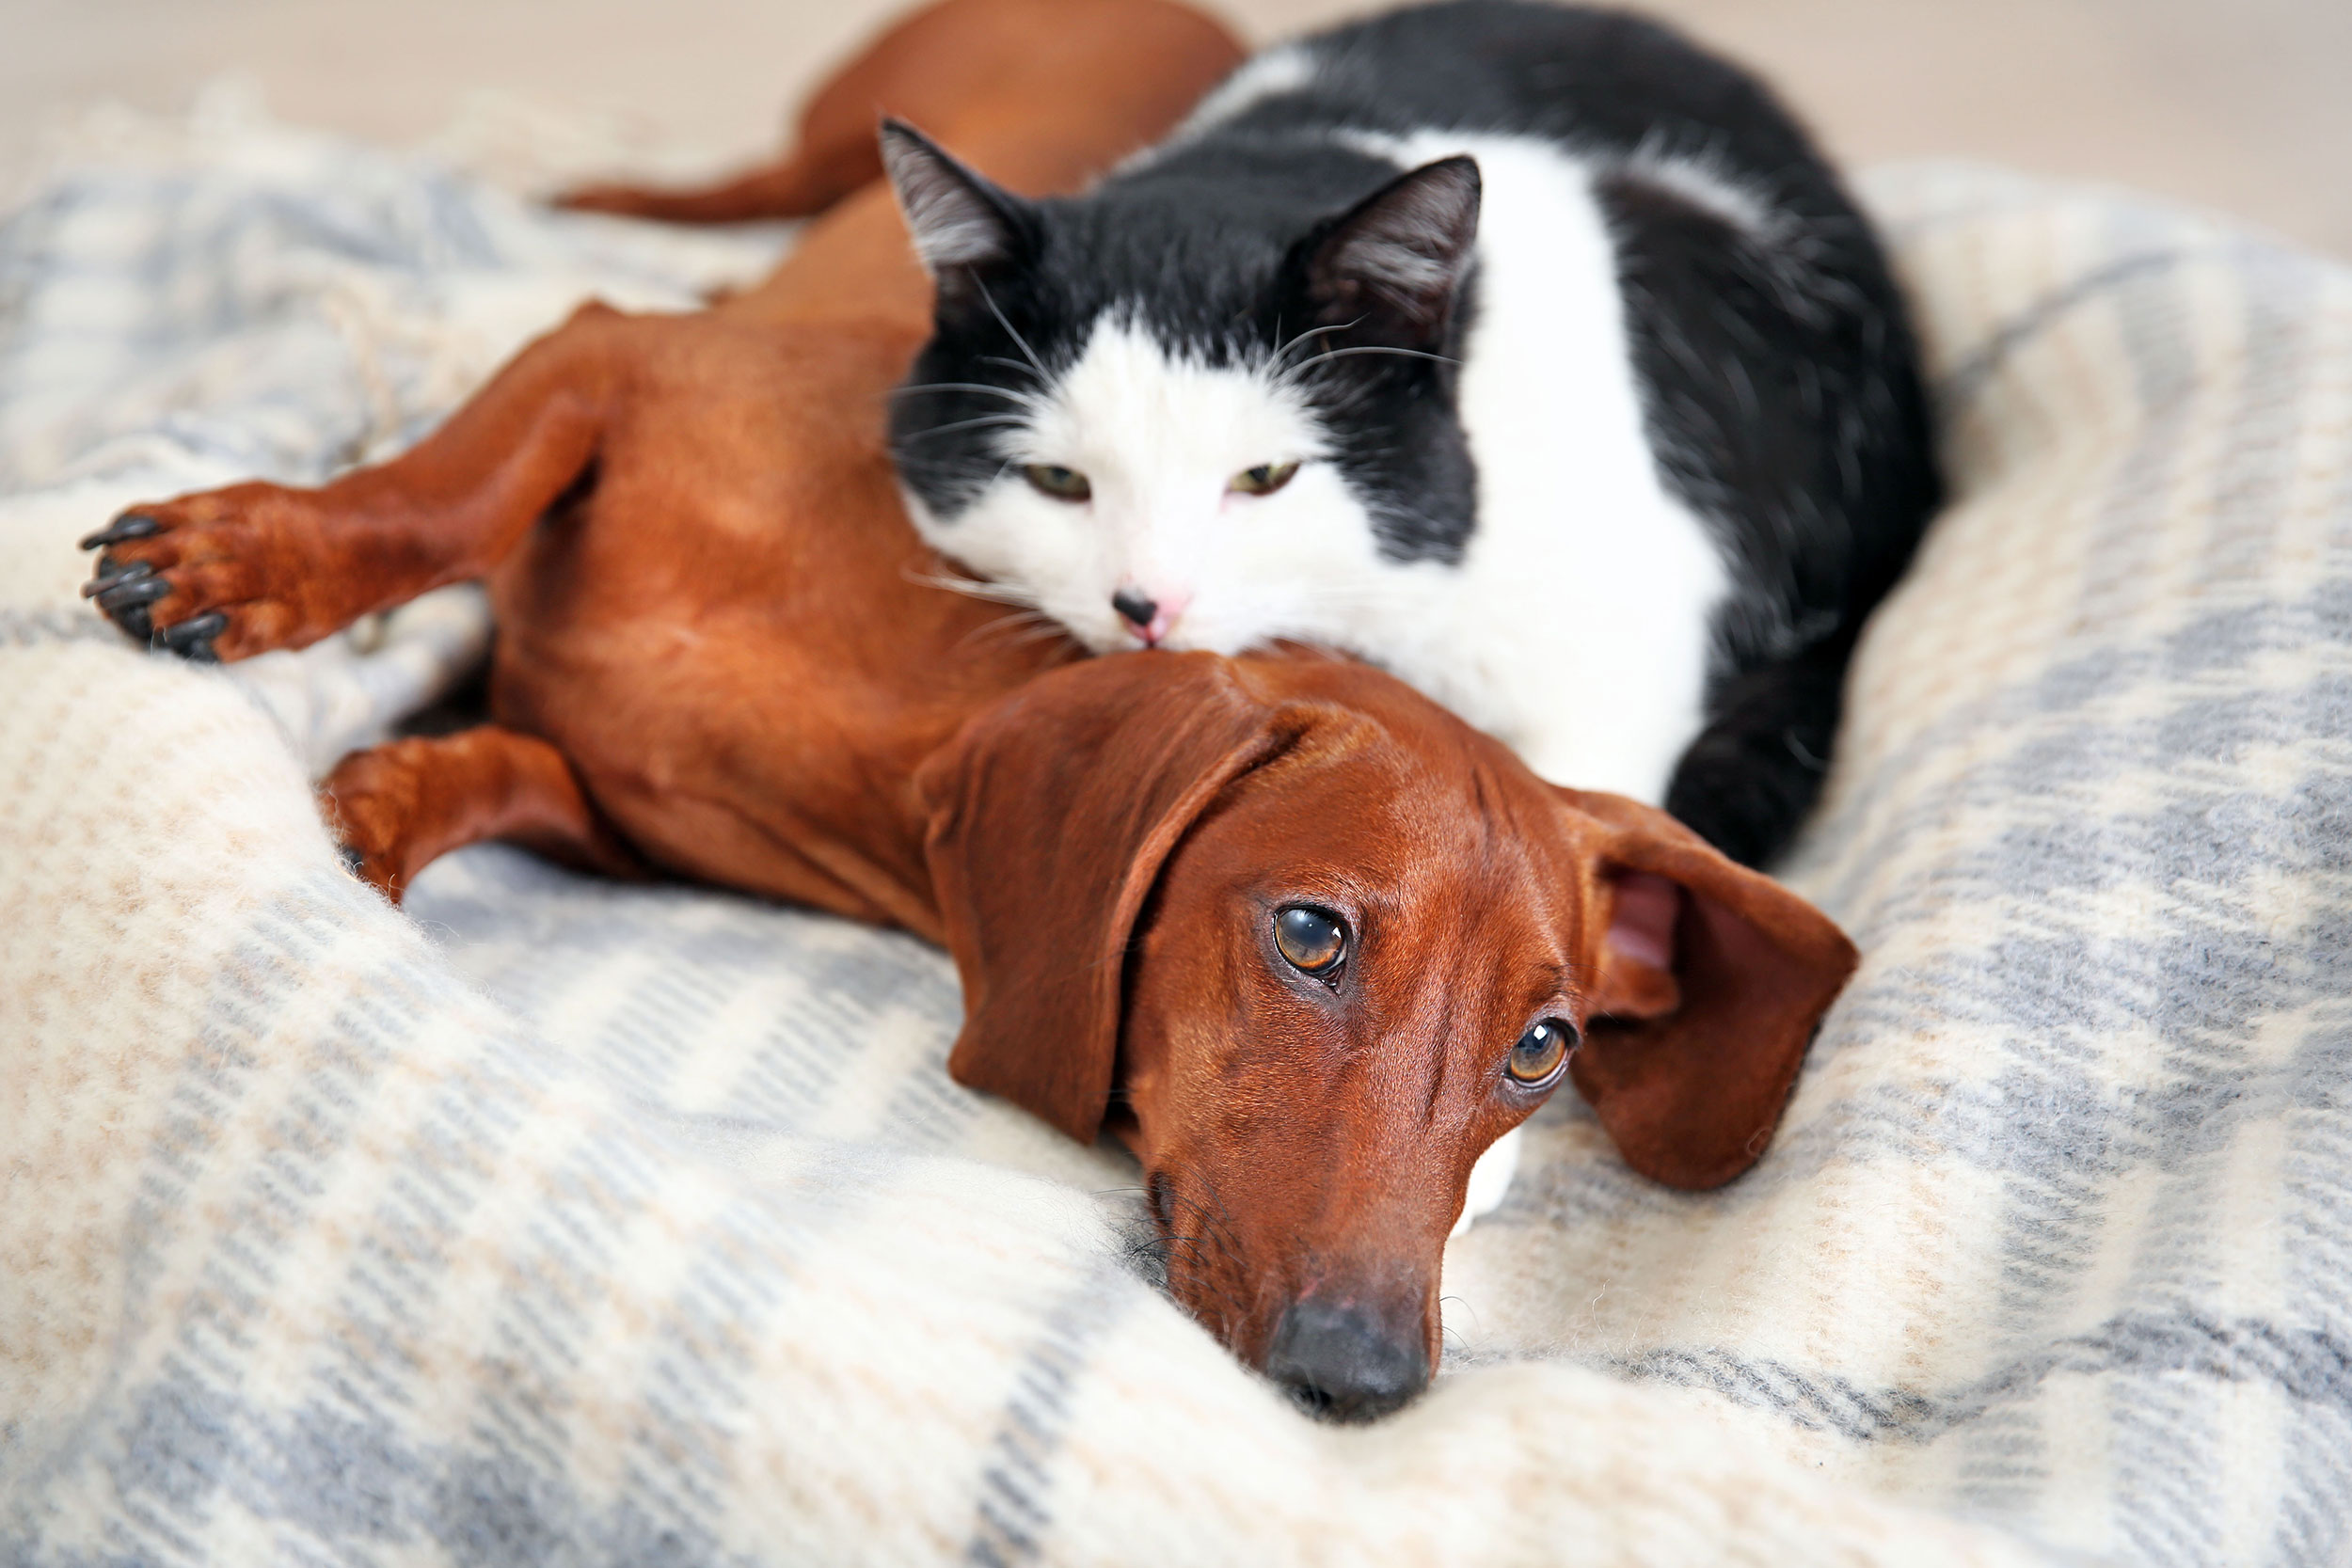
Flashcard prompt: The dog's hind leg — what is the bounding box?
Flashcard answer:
[81,304,632,663]
[323,725,644,904]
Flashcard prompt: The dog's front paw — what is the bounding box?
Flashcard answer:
[79,483,327,661]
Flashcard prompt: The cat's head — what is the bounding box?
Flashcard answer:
[880,120,1482,656]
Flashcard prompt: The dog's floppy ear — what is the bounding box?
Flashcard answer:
[916,654,1298,1143]
[1555,789,1859,1191]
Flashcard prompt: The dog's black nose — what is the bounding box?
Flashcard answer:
[1110,587,1157,630]
[1263,1299,1429,1422]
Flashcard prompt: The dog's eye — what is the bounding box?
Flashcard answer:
[1506,1020,1576,1087]
[1273,904,1346,976]
[1024,465,1091,501]
[1229,461,1298,497]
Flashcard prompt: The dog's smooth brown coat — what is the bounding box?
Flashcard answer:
[82,0,1857,1420]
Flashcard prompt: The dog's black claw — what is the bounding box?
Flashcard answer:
[79,514,162,550]
[95,575,172,615]
[157,610,228,662]
[86,560,168,640]
[82,559,154,598]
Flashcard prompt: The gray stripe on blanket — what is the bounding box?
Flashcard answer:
[406,845,975,1148]
[97,1362,761,1568]
[41,877,937,1568]
[1603,1308,2352,1445]
[964,1261,1138,1567]
[1935,246,2188,410]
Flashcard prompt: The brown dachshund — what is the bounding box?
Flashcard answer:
[77,0,1856,1420]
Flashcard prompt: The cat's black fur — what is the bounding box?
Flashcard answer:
[887,1,1941,867]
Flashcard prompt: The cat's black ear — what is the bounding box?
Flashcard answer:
[1301,156,1481,346]
[879,119,1033,307]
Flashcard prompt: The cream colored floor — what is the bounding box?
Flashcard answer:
[7,0,2350,257]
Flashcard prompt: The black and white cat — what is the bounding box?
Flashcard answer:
[881,0,1939,869]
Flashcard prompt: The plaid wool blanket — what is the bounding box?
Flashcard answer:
[4,89,2347,1566]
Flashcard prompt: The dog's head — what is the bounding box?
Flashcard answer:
[917,651,1854,1419]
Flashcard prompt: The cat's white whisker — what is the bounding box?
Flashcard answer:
[896,413,1033,441]
[974,277,1050,381]
[908,567,1043,610]
[955,606,1065,654]
[1261,319,1346,381]
[892,381,1047,411]
[1280,344,1461,380]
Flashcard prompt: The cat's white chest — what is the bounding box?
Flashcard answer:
[1356,133,1729,803]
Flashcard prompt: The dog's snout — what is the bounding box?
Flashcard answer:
[1263,1299,1429,1422]
[1111,586,1158,631]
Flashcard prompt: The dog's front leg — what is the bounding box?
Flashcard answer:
[80,302,633,663]
[322,726,644,903]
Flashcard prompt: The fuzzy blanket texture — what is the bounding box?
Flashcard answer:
[3,90,2349,1568]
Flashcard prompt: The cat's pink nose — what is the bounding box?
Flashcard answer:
[1112,585,1187,646]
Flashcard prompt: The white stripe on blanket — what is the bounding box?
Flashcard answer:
[3,90,2346,1566]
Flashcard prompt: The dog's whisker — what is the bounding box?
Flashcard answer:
[1159,1250,1256,1331]
[1132,1180,1253,1324]
[1161,1185,1249,1285]
[1159,1184,1244,1249]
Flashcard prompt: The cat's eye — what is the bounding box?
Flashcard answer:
[1229,461,1299,497]
[1506,1019,1577,1087]
[1024,465,1092,501]
[1274,904,1347,979]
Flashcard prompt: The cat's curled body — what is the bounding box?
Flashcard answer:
[882,0,1940,865]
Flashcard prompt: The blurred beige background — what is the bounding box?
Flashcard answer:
[6,0,2349,256]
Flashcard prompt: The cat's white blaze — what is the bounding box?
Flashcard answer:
[1365,130,1728,801]
[908,135,1729,806]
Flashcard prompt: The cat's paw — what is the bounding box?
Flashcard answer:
[79,483,328,661]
